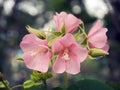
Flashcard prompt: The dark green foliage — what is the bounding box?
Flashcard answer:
[76,79,114,90]
[25,85,46,90]
[52,87,64,90]
[67,84,79,90]
[107,82,120,90]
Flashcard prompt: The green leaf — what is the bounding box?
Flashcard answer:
[76,79,113,90]
[23,80,35,89]
[23,79,42,89]
[106,82,120,90]
[0,82,5,88]
[67,84,79,90]
[30,71,40,82]
[0,80,9,88]
[34,82,41,86]
[30,71,53,82]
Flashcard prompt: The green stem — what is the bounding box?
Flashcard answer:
[64,72,68,89]
[79,25,90,50]
[11,84,23,90]
[43,79,48,90]
[79,26,88,38]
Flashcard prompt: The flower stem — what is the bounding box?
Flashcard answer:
[43,79,48,90]
[79,24,90,50]
[11,84,23,90]
[64,72,68,89]
[79,26,88,38]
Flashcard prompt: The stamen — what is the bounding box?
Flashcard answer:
[62,48,70,61]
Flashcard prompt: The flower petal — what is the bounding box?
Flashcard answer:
[53,53,66,73]
[23,51,51,72]
[20,34,48,52]
[52,38,64,53]
[52,33,76,53]
[54,12,67,31]
[88,28,108,48]
[101,44,109,53]
[54,11,82,33]
[65,14,82,33]
[66,58,80,74]
[88,20,103,37]
[60,33,76,47]
[69,44,88,63]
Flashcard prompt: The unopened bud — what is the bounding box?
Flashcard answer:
[26,26,46,39]
[89,48,109,57]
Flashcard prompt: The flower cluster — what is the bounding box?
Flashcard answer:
[20,11,109,75]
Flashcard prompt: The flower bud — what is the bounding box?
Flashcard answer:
[26,26,46,39]
[89,48,109,57]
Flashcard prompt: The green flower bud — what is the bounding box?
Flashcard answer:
[26,26,46,39]
[89,48,109,57]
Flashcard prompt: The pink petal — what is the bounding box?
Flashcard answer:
[65,14,82,33]
[69,44,88,63]
[60,33,76,47]
[88,28,108,48]
[88,20,103,37]
[53,52,66,73]
[66,58,80,74]
[23,51,51,72]
[54,12,67,31]
[54,12,82,33]
[20,34,48,52]
[52,33,75,53]
[52,38,64,53]
[101,43,109,53]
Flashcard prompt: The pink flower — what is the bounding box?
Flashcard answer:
[52,33,88,74]
[88,20,109,52]
[20,34,51,72]
[54,11,82,33]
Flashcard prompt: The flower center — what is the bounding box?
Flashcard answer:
[62,49,70,61]
[31,47,47,56]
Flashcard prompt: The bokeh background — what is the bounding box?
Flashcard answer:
[0,0,120,89]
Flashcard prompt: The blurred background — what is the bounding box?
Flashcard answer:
[0,0,120,89]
